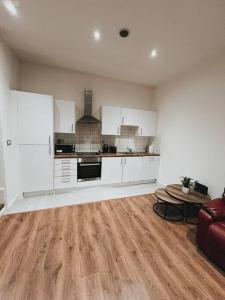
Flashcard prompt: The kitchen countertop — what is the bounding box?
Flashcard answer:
[55,152,160,159]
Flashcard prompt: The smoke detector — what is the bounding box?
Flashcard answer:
[119,28,129,38]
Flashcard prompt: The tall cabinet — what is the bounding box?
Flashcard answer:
[14,91,54,193]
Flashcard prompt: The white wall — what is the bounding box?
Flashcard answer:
[153,54,225,198]
[19,62,153,119]
[0,39,19,206]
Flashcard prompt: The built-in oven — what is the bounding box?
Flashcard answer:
[77,157,102,182]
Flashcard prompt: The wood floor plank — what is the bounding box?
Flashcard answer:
[0,194,225,300]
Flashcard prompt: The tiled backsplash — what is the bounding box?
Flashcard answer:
[103,126,152,152]
[55,124,159,153]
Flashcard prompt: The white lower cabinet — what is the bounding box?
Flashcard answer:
[141,156,160,181]
[101,157,123,184]
[102,156,159,184]
[122,157,142,182]
[20,145,54,193]
[54,159,77,189]
[54,176,77,189]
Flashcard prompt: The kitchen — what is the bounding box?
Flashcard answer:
[11,88,159,202]
[1,1,225,299]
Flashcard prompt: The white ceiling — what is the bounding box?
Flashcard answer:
[0,0,225,86]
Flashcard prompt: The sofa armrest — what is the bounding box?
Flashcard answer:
[203,198,225,221]
[196,208,214,248]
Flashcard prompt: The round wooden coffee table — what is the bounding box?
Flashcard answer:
[166,184,210,224]
[154,188,184,222]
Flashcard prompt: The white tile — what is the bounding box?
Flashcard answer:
[5,183,160,215]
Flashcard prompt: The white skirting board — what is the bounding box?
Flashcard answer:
[1,193,23,216]
[5,182,161,215]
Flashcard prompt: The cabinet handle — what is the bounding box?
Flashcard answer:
[61,167,70,171]
[72,124,74,132]
[117,127,120,134]
[141,128,143,135]
[49,136,51,155]
[79,163,100,167]
[122,116,124,125]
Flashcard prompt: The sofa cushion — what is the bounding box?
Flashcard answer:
[207,221,225,253]
[203,199,225,221]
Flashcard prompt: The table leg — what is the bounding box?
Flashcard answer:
[184,203,202,225]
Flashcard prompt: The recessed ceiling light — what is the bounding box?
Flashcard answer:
[150,49,158,58]
[2,0,18,16]
[94,30,101,41]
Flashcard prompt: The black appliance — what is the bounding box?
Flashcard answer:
[194,181,208,195]
[109,146,117,153]
[77,156,101,182]
[55,144,75,154]
[102,144,109,153]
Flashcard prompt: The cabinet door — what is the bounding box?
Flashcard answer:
[121,108,139,126]
[141,156,160,180]
[138,110,157,137]
[17,91,53,144]
[20,145,54,193]
[54,176,77,189]
[54,100,75,133]
[122,156,142,182]
[101,106,121,135]
[101,157,122,184]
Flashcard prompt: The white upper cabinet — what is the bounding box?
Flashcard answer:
[101,106,121,135]
[17,91,53,145]
[138,110,157,137]
[121,108,139,127]
[101,105,157,136]
[54,100,75,133]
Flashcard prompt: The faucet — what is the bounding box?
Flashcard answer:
[127,147,133,153]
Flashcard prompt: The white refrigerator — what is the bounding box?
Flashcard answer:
[14,91,54,193]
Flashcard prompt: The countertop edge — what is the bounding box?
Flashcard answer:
[54,153,160,159]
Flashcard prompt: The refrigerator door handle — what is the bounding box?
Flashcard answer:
[49,136,51,155]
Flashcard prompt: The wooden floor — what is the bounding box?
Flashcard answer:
[0,194,225,300]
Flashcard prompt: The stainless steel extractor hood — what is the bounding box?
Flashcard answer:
[77,89,100,124]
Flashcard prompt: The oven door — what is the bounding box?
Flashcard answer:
[77,162,101,181]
